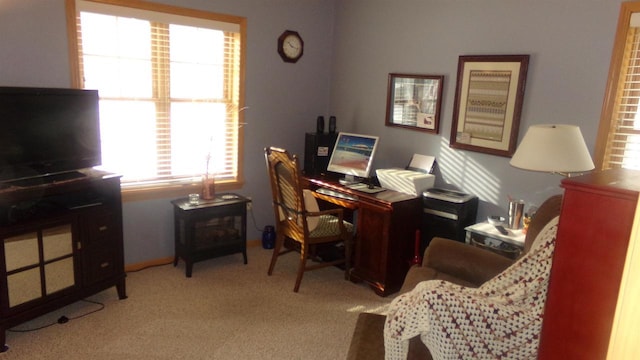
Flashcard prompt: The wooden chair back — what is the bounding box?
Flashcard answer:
[265,146,309,243]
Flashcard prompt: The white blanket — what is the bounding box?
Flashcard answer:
[384,217,559,360]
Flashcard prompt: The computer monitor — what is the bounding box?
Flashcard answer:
[326,132,379,184]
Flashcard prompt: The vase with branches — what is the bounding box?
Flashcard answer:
[199,104,247,200]
[201,149,216,200]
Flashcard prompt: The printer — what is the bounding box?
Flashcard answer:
[376,168,435,196]
[375,154,436,196]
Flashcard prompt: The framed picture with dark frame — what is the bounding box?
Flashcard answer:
[385,73,444,134]
[449,55,529,157]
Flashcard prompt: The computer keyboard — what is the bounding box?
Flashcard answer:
[346,183,386,194]
[315,187,358,201]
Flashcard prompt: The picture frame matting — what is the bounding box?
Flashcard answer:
[449,54,530,157]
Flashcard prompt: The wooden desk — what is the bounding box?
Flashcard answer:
[303,175,421,296]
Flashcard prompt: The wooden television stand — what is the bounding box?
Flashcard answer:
[0,169,127,352]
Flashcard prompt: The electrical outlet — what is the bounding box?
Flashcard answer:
[246,199,253,211]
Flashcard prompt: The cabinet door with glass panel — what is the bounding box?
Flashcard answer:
[0,219,77,314]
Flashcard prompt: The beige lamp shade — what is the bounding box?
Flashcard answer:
[510,124,595,176]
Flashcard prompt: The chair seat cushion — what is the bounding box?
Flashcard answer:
[400,266,477,294]
[309,215,353,237]
[347,313,386,360]
[347,313,433,360]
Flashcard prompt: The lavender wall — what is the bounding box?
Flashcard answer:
[329,0,619,220]
[0,0,624,264]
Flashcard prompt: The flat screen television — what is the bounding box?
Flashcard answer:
[326,132,379,184]
[0,86,101,184]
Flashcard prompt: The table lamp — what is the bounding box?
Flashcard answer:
[510,124,595,177]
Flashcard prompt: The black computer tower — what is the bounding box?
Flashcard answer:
[303,132,338,176]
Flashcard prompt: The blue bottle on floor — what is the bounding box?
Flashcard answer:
[262,225,275,249]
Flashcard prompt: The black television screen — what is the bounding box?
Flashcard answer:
[0,86,101,183]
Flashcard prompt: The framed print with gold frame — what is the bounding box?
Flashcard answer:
[385,73,444,134]
[449,55,529,157]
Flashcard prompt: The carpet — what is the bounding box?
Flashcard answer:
[3,245,391,359]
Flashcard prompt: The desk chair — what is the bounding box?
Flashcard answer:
[264,147,354,292]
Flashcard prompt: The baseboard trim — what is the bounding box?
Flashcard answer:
[125,257,174,272]
[124,239,264,272]
[247,238,261,248]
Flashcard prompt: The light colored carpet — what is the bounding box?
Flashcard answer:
[3,245,392,359]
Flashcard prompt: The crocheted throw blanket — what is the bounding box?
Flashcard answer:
[384,217,559,360]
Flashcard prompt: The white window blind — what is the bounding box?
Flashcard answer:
[601,23,640,170]
[69,0,245,188]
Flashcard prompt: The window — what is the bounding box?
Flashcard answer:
[596,2,640,170]
[66,0,246,197]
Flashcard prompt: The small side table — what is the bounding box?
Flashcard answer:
[464,222,525,259]
[172,193,251,277]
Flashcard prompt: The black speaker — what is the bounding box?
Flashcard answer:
[316,116,325,133]
[329,116,336,133]
[304,132,338,176]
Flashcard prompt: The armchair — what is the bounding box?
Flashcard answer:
[347,195,562,360]
[401,194,562,293]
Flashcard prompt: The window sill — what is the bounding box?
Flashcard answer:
[121,179,244,203]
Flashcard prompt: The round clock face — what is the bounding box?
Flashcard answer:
[283,35,302,58]
[278,30,303,63]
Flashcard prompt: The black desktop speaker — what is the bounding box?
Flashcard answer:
[316,116,325,133]
[304,132,338,176]
[329,116,336,133]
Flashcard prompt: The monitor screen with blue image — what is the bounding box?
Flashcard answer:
[326,132,379,184]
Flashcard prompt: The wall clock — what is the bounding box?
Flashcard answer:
[277,30,304,63]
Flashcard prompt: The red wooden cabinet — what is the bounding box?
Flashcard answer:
[538,169,640,359]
